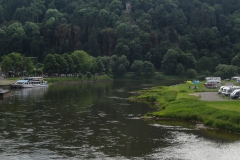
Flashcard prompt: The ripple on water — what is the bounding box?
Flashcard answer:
[106,96,126,100]
[146,130,240,160]
[149,124,194,131]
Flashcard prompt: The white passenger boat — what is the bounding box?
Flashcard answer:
[11,77,48,88]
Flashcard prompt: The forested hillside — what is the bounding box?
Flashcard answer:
[1,0,240,77]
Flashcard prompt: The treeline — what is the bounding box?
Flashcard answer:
[1,51,156,78]
[1,0,240,78]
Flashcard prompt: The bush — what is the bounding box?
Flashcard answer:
[78,73,83,78]
[87,72,91,78]
[154,74,165,80]
[185,69,197,78]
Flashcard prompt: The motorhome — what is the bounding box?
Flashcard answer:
[221,86,240,96]
[237,78,240,84]
[231,76,240,80]
[205,77,221,81]
[218,86,227,94]
[204,79,221,88]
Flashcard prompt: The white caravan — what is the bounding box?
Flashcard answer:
[222,86,240,96]
[204,79,221,88]
[218,86,227,94]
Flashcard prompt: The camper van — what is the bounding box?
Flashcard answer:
[204,79,221,88]
[230,89,240,99]
[205,77,221,81]
[237,78,240,84]
[221,86,240,96]
[218,86,227,94]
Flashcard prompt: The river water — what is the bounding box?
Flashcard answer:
[0,80,240,160]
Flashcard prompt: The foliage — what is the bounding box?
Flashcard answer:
[131,60,143,76]
[1,1,240,77]
[46,74,112,83]
[143,61,155,78]
[161,49,196,75]
[1,52,34,77]
[214,64,238,79]
[185,69,197,78]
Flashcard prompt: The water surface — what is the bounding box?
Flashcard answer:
[0,80,240,160]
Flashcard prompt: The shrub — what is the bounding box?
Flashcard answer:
[154,74,165,80]
[87,72,91,78]
[185,69,197,78]
[78,73,83,78]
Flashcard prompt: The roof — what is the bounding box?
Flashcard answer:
[17,80,28,83]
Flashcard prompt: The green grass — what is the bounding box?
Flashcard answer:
[130,82,240,133]
[147,98,240,133]
[206,101,240,112]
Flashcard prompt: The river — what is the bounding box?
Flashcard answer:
[0,80,240,160]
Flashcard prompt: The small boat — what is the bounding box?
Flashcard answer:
[11,77,48,88]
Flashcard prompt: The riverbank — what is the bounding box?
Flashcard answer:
[129,82,240,133]
[0,77,15,86]
[0,75,113,87]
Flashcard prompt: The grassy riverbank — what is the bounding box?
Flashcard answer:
[129,82,240,133]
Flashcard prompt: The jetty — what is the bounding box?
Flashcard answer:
[0,88,10,98]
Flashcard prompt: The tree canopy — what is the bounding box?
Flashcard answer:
[1,0,240,77]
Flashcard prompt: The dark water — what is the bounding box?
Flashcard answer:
[0,80,240,160]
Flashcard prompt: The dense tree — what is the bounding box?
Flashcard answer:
[72,50,93,74]
[100,56,111,73]
[197,56,215,72]
[43,54,59,75]
[214,64,239,79]
[185,69,197,78]
[131,60,143,76]
[1,55,13,77]
[62,53,74,73]
[1,52,34,77]
[142,61,155,78]
[95,57,104,73]
[231,54,240,67]
[1,0,240,77]
[54,54,68,74]
[110,55,129,75]
[161,49,179,75]
[176,63,185,77]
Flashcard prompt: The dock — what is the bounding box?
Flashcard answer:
[0,88,10,98]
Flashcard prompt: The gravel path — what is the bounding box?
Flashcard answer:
[191,82,235,101]
[197,92,231,101]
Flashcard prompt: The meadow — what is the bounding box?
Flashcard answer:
[129,80,240,133]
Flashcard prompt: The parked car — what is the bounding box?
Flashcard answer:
[230,89,240,99]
